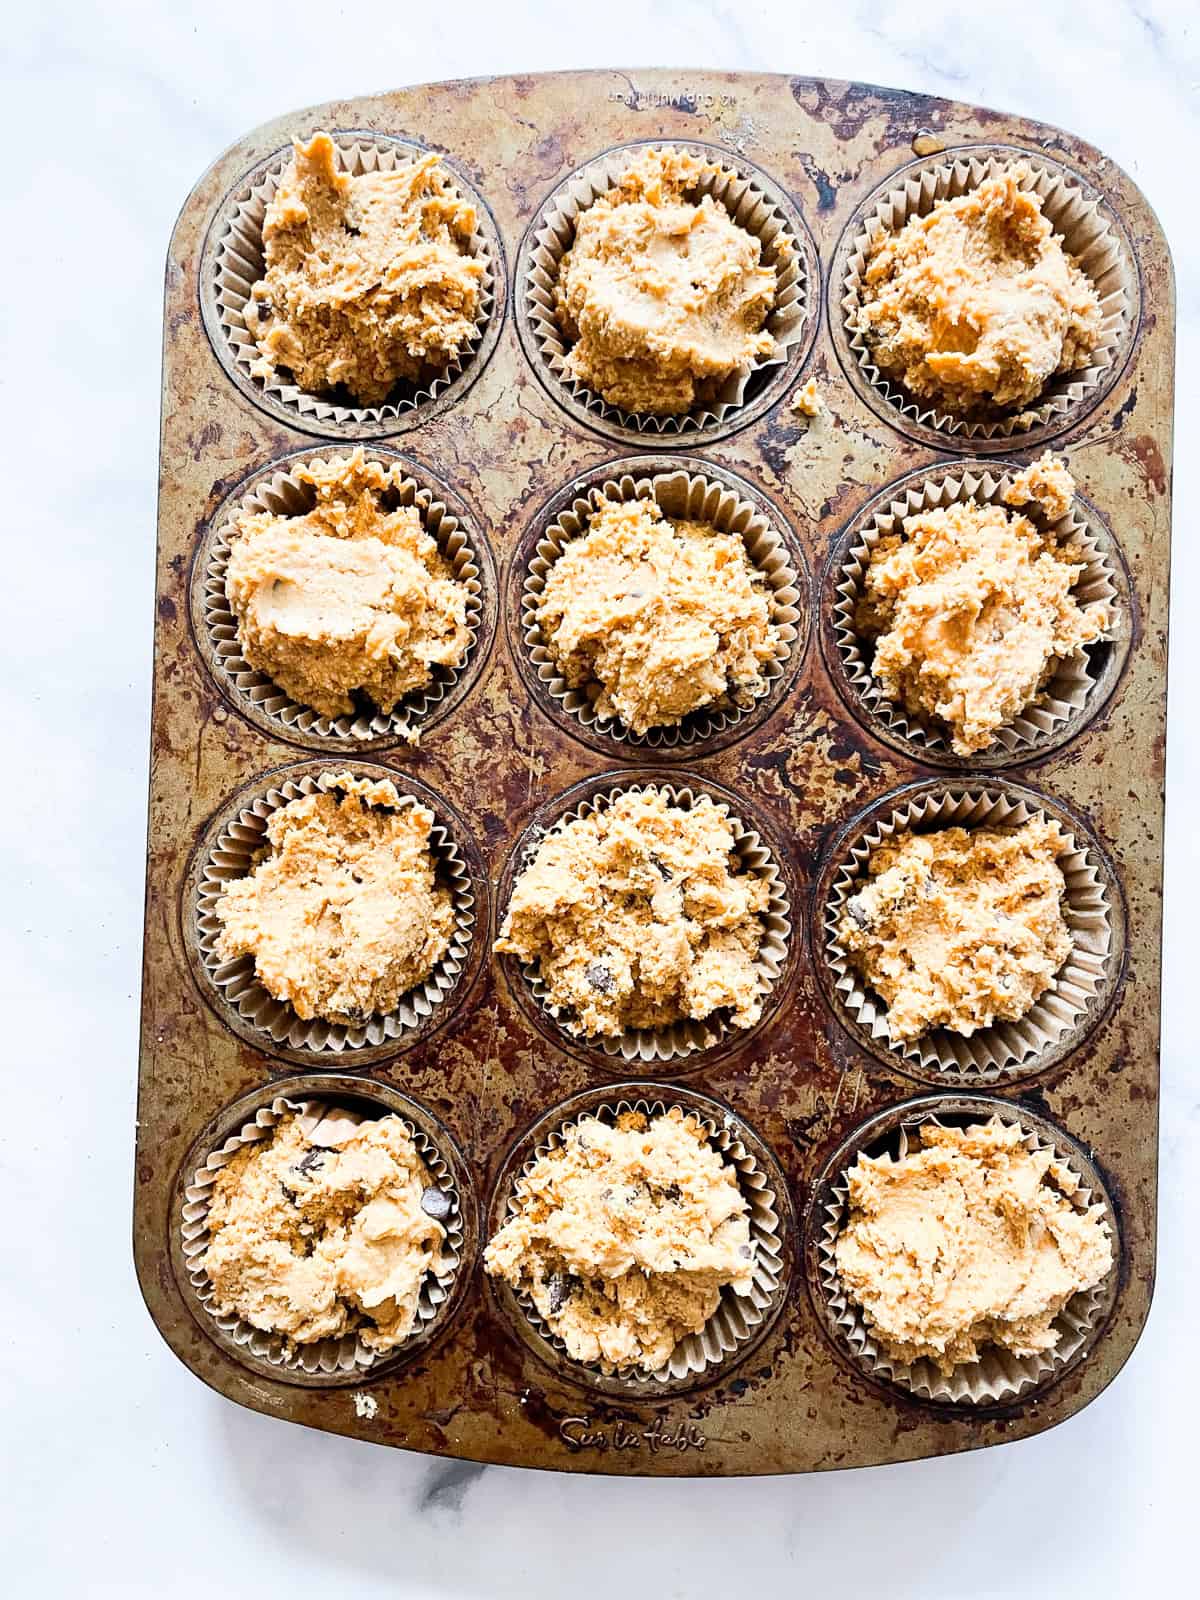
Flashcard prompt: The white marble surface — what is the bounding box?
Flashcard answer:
[3,1,1196,1593]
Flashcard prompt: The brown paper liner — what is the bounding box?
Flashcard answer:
[831,463,1124,761]
[841,152,1136,441]
[821,785,1118,1081]
[179,1095,463,1380]
[494,1094,786,1390]
[524,142,810,435]
[502,779,791,1063]
[815,1102,1117,1404]
[205,134,497,432]
[196,450,486,747]
[193,769,476,1056]
[522,468,802,749]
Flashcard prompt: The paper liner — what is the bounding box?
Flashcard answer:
[524,141,811,436]
[205,134,497,432]
[196,450,488,747]
[180,1095,463,1380]
[830,464,1125,762]
[501,779,791,1063]
[522,468,802,750]
[814,1102,1117,1405]
[821,785,1118,1081]
[841,151,1136,442]
[494,1095,787,1391]
[193,768,476,1056]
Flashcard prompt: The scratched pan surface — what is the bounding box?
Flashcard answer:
[138,70,1172,1476]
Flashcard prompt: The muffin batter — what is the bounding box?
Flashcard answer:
[554,146,779,414]
[836,818,1073,1041]
[245,132,484,405]
[856,469,1109,755]
[213,773,454,1024]
[791,377,825,418]
[536,495,782,735]
[495,788,770,1038]
[225,451,471,720]
[850,165,1103,412]
[484,1108,754,1371]
[834,1120,1112,1375]
[201,1109,448,1352]
[1004,449,1076,522]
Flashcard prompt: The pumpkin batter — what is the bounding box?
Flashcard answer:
[213,773,454,1024]
[244,132,484,405]
[201,1110,448,1352]
[484,1108,754,1371]
[495,788,770,1038]
[791,376,825,418]
[554,146,779,414]
[850,165,1103,413]
[225,451,471,720]
[834,1120,1112,1375]
[536,495,781,735]
[856,462,1109,755]
[1004,449,1076,522]
[836,818,1073,1042]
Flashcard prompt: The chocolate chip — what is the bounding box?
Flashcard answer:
[738,1244,753,1259]
[661,1183,682,1202]
[585,962,614,994]
[649,853,673,881]
[846,897,869,929]
[421,1186,452,1220]
[279,1182,298,1206]
[295,1148,325,1177]
[545,1272,576,1314]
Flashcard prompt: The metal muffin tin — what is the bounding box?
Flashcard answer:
[138,70,1171,1476]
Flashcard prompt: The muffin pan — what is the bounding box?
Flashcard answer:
[138,71,1171,1476]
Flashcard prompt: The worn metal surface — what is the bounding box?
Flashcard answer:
[138,69,1172,1476]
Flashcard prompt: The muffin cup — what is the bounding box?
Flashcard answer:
[192,448,495,751]
[824,460,1130,766]
[518,460,805,754]
[836,147,1138,449]
[518,141,817,444]
[807,1094,1119,1406]
[184,762,484,1067]
[496,773,794,1066]
[199,132,503,438]
[176,1079,470,1385]
[487,1086,792,1397]
[817,781,1122,1084]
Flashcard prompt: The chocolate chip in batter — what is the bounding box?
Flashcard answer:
[584,962,614,994]
[420,1185,453,1221]
[545,1271,577,1315]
